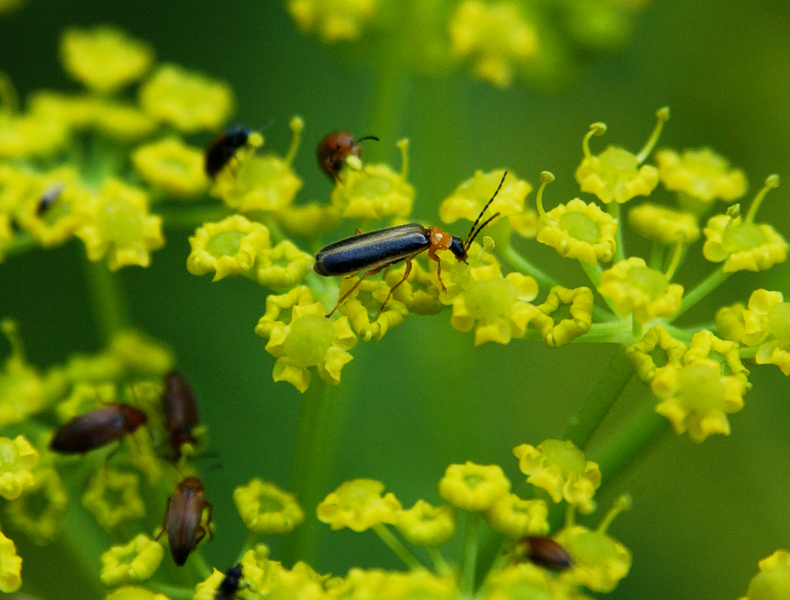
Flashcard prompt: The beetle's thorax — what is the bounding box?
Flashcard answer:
[428,227,453,250]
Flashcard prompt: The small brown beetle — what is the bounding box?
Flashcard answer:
[161,371,200,460]
[316,130,378,183]
[514,536,572,571]
[158,476,213,566]
[49,404,147,454]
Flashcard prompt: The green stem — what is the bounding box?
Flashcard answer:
[561,346,634,449]
[238,531,261,559]
[573,320,632,344]
[498,245,559,291]
[261,214,288,244]
[740,346,758,359]
[149,583,195,600]
[632,316,643,340]
[365,43,409,163]
[460,511,480,595]
[427,546,451,576]
[579,261,602,288]
[82,255,130,343]
[673,267,731,321]
[3,233,37,259]
[156,204,233,230]
[609,203,625,263]
[190,549,213,580]
[372,523,423,570]
[649,240,664,270]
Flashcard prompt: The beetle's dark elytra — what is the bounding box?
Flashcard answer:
[49,404,147,454]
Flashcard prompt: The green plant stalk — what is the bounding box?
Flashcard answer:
[609,203,625,262]
[157,204,233,230]
[83,256,130,343]
[460,511,480,595]
[365,41,409,164]
[372,523,423,570]
[150,583,195,600]
[498,245,559,291]
[673,266,731,320]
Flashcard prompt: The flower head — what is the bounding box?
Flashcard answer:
[81,469,146,531]
[59,26,154,93]
[187,215,271,281]
[287,0,377,43]
[233,479,305,534]
[0,528,21,593]
[438,461,511,511]
[513,439,601,513]
[0,435,39,500]
[317,479,401,532]
[628,203,700,245]
[5,467,68,544]
[100,534,164,587]
[0,111,70,159]
[255,240,314,289]
[105,588,171,600]
[254,286,358,392]
[76,179,164,271]
[656,147,747,203]
[484,494,549,540]
[625,325,687,384]
[395,500,457,547]
[139,64,235,133]
[449,1,538,88]
[330,138,414,219]
[383,260,443,315]
[530,286,594,348]
[741,550,790,600]
[575,108,668,204]
[131,138,209,197]
[483,563,578,600]
[273,202,342,239]
[337,277,408,342]
[598,257,683,324]
[731,290,790,375]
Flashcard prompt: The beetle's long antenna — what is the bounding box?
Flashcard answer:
[465,170,507,250]
[466,212,501,249]
[356,135,379,143]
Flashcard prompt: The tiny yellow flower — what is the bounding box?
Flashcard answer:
[513,439,601,514]
[337,277,408,342]
[575,108,668,204]
[82,469,146,531]
[132,138,209,197]
[105,587,171,600]
[556,525,630,592]
[139,64,235,133]
[684,329,750,384]
[741,550,790,600]
[193,568,230,600]
[288,0,377,43]
[5,467,68,544]
[449,0,538,88]
[598,257,683,324]
[716,301,748,344]
[106,330,174,377]
[742,291,790,375]
[60,26,154,93]
[328,568,388,599]
[656,147,747,203]
[484,563,576,600]
[90,98,158,141]
[0,528,21,593]
[438,461,511,512]
[628,203,700,245]
[76,179,164,271]
[0,112,70,159]
[274,202,342,239]
[377,570,458,600]
[213,117,303,213]
[537,197,618,265]
[531,286,594,348]
[317,479,402,532]
[233,478,305,534]
[254,286,358,392]
[383,260,443,315]
[483,494,549,540]
[0,435,39,500]
[651,358,747,443]
[100,534,164,587]
[187,215,270,281]
[396,500,457,547]
[330,138,414,219]
[27,91,97,129]
[237,544,285,594]
[625,325,687,384]
[255,240,314,289]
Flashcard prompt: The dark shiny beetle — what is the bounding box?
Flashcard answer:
[36,182,64,216]
[49,404,147,454]
[215,563,244,600]
[317,130,378,182]
[204,126,251,178]
[514,536,572,571]
[314,171,507,315]
[158,476,213,566]
[162,370,200,460]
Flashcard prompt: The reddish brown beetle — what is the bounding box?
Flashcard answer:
[514,536,572,571]
[49,404,147,454]
[317,130,378,182]
[158,476,213,566]
[161,371,200,460]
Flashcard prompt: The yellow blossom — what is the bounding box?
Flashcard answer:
[531,286,594,348]
[100,534,164,587]
[317,479,401,532]
[287,0,377,43]
[557,525,629,592]
[0,435,39,500]
[337,277,408,342]
[213,116,303,213]
[76,178,164,271]
[274,202,342,239]
[0,528,21,593]
[105,587,171,600]
[106,330,174,377]
[438,461,511,512]
[628,203,700,245]
[139,64,235,133]
[575,108,668,204]
[0,111,70,159]
[625,325,687,384]
[484,494,549,540]
[233,479,305,534]
[740,550,790,600]
[656,147,747,203]
[716,301,748,344]
[383,260,443,315]
[187,215,270,282]
[598,257,683,323]
[684,329,750,384]
[513,439,601,514]
[396,500,457,547]
[27,90,97,129]
[82,469,146,530]
[484,563,579,600]
[60,26,153,93]
[376,570,458,600]
[255,240,314,289]
[132,138,209,197]
[330,138,414,219]
[237,544,285,595]
[254,286,357,392]
[449,1,538,88]
[5,467,68,544]
[737,290,790,375]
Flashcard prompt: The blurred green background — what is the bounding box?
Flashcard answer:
[1,1,790,599]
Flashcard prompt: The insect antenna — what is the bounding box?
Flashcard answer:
[464,170,508,251]
[356,135,379,143]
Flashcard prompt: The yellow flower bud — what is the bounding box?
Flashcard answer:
[395,500,457,547]
[82,469,146,531]
[317,479,401,532]
[0,435,39,500]
[438,461,511,512]
[0,528,22,593]
[531,286,594,348]
[132,138,209,197]
[100,534,164,587]
[187,215,271,282]
[233,479,305,534]
[483,494,549,540]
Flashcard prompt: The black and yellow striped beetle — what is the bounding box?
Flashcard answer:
[314,171,507,316]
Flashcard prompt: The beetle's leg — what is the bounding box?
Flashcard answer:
[379,259,412,314]
[355,228,363,236]
[428,249,446,292]
[203,501,214,541]
[327,270,378,318]
[155,497,171,541]
[195,526,207,546]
